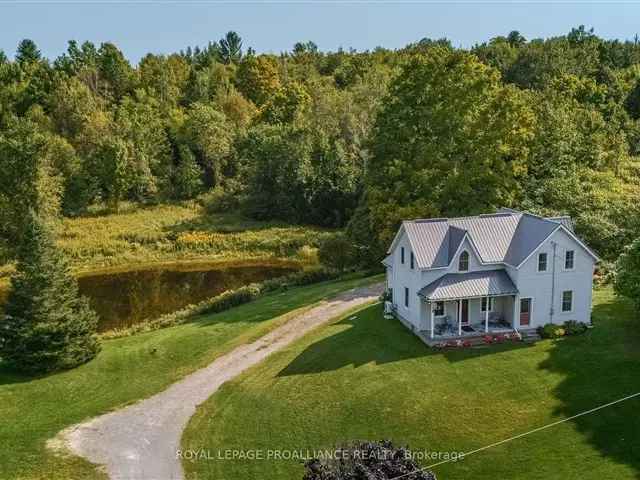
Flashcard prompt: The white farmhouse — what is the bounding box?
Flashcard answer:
[383,208,598,341]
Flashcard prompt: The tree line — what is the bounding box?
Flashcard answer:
[2,27,640,267]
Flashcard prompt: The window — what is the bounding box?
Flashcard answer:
[401,247,405,264]
[433,301,445,316]
[404,287,409,308]
[459,251,469,271]
[562,290,573,312]
[565,250,575,270]
[481,297,494,312]
[538,252,548,272]
[410,252,414,269]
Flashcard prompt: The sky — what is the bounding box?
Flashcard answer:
[1,1,640,63]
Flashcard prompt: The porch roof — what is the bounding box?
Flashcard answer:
[417,269,518,301]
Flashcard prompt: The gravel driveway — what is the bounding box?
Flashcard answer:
[61,282,384,480]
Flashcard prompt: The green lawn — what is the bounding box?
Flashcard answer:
[0,274,380,480]
[182,287,640,480]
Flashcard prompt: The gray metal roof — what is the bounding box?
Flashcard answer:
[418,269,518,301]
[396,210,573,269]
[546,216,574,231]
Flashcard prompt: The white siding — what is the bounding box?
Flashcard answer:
[387,230,423,329]
[515,228,595,328]
[385,224,595,333]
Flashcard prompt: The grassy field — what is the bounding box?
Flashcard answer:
[182,287,640,480]
[0,201,330,279]
[0,274,381,480]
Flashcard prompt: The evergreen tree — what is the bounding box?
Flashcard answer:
[0,212,100,373]
[15,39,41,64]
[173,146,203,199]
[219,31,242,64]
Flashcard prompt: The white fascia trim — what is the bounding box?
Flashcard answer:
[449,232,480,267]
[515,224,600,270]
[516,226,561,269]
[386,223,407,255]
[558,225,600,263]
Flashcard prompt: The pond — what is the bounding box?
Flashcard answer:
[0,261,300,332]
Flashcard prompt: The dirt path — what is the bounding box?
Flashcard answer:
[61,282,384,480]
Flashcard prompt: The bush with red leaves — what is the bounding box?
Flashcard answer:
[303,440,437,480]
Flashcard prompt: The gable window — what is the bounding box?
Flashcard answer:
[410,252,414,270]
[401,247,405,264]
[565,250,575,270]
[481,297,494,312]
[537,252,548,272]
[404,287,409,308]
[433,301,445,316]
[459,251,469,271]
[562,290,573,312]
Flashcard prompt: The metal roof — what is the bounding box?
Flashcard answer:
[395,209,580,269]
[418,269,518,301]
[546,216,574,231]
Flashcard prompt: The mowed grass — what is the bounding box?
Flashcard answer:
[182,287,640,480]
[0,274,381,480]
[0,201,330,278]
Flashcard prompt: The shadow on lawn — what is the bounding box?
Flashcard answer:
[539,294,640,477]
[439,339,534,363]
[0,363,43,385]
[278,305,431,376]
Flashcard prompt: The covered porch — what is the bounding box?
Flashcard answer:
[417,270,520,340]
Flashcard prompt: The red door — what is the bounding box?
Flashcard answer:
[461,299,469,325]
[520,298,531,326]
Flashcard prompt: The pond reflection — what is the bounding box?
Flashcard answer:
[0,262,299,332]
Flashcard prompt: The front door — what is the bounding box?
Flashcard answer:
[460,299,469,325]
[520,298,531,326]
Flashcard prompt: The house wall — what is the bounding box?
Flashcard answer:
[387,229,423,329]
[388,232,516,331]
[386,224,595,333]
[515,228,595,328]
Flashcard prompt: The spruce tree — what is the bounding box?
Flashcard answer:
[0,212,100,373]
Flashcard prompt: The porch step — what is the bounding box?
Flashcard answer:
[521,330,541,342]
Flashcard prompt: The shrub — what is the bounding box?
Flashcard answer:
[303,440,437,480]
[563,320,588,335]
[200,284,262,314]
[200,179,245,215]
[538,323,564,339]
[538,321,587,339]
[102,267,344,339]
[318,233,356,271]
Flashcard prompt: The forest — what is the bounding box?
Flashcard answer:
[2,26,640,269]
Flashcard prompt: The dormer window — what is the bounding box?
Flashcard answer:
[459,251,469,271]
[410,252,414,269]
[401,247,405,264]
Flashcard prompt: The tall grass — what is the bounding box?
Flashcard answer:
[16,202,332,273]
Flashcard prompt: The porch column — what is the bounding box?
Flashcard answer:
[513,294,519,330]
[458,300,462,336]
[430,302,434,339]
[485,296,489,333]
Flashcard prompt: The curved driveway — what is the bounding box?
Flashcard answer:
[62,282,384,480]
